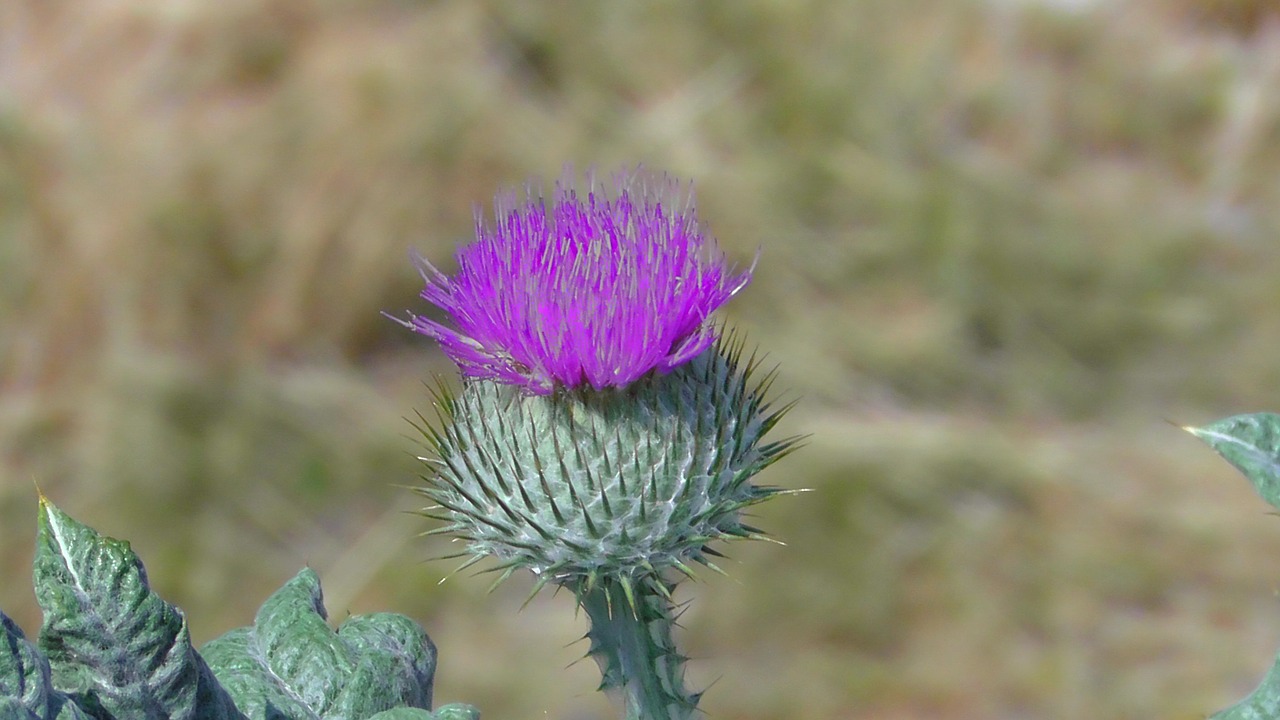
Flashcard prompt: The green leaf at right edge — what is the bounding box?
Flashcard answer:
[32,498,244,720]
[1211,653,1280,720]
[1187,413,1280,718]
[1186,413,1280,510]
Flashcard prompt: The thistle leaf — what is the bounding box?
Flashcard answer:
[1189,413,1280,718]
[201,569,445,720]
[331,613,437,716]
[425,704,482,720]
[32,498,243,720]
[0,697,40,720]
[0,611,90,719]
[1186,413,1280,510]
[366,706,480,720]
[1210,653,1280,719]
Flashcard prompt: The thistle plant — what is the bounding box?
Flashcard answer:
[0,496,478,720]
[395,170,800,719]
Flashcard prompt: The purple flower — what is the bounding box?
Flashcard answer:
[399,171,751,394]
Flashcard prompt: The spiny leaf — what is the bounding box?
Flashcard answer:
[199,628,316,720]
[1210,652,1280,719]
[364,703,480,720]
[32,499,244,720]
[0,611,91,719]
[423,705,481,720]
[0,697,40,720]
[331,614,437,717]
[1189,413,1280,718]
[201,569,440,720]
[360,710,432,720]
[1186,413,1280,510]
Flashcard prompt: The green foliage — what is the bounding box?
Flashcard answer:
[0,612,88,719]
[1188,413,1280,719]
[1186,414,1280,510]
[202,569,445,720]
[32,498,242,720]
[0,499,476,720]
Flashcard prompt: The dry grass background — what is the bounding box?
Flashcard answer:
[3,1,1280,718]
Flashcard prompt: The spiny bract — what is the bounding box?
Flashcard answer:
[416,337,797,594]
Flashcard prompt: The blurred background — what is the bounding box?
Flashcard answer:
[3,0,1280,717]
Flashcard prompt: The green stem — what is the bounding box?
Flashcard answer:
[575,576,697,720]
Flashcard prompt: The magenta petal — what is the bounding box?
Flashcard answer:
[401,170,751,393]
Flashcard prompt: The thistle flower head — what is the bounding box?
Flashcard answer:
[405,170,797,597]
[401,171,751,394]
[404,170,798,720]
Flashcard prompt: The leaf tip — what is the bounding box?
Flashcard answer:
[35,492,60,529]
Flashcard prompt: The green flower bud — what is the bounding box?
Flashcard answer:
[417,338,796,593]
